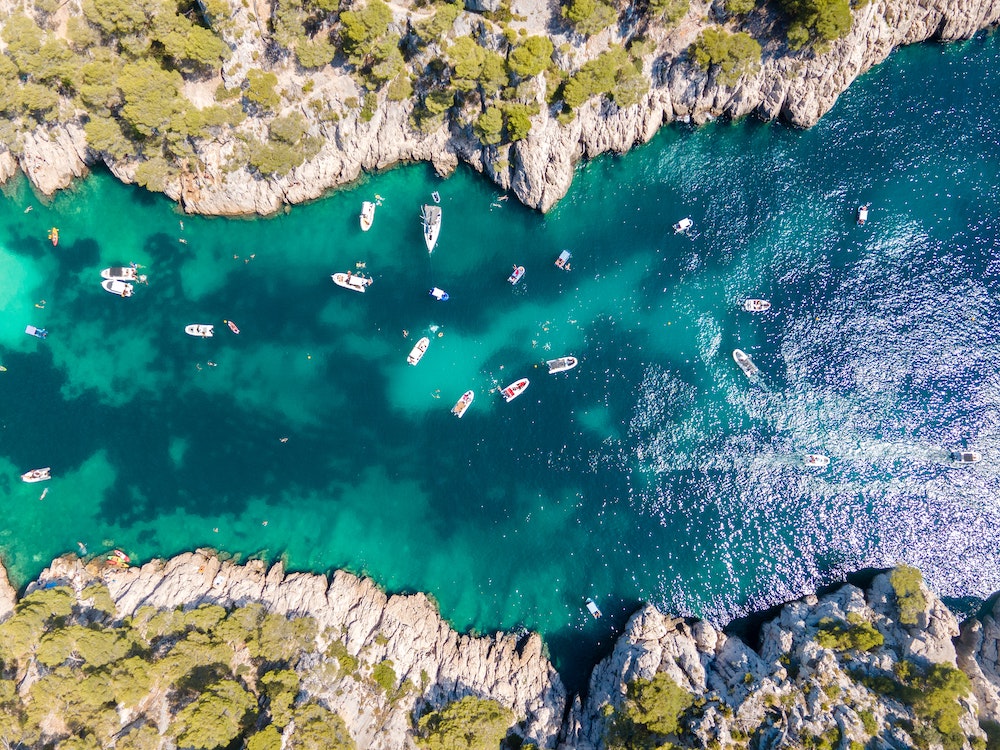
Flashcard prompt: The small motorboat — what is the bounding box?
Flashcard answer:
[500,378,529,402]
[547,356,578,374]
[429,287,449,301]
[732,349,759,377]
[21,467,50,483]
[102,279,133,297]
[585,597,602,619]
[101,267,138,281]
[110,549,130,563]
[508,265,525,285]
[951,450,982,464]
[673,217,693,234]
[48,227,58,246]
[857,203,870,226]
[25,325,47,339]
[360,201,375,231]
[431,191,441,204]
[451,390,474,418]
[224,320,240,335]
[407,336,430,366]
[185,324,214,337]
[332,272,373,293]
[804,454,830,467]
[421,205,442,254]
[555,250,572,270]
[743,299,771,312]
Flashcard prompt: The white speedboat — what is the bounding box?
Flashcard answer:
[331,272,373,293]
[857,203,870,225]
[555,250,572,269]
[500,378,529,402]
[102,279,133,297]
[407,336,430,365]
[951,450,982,464]
[185,324,214,337]
[585,597,602,618]
[673,217,693,234]
[743,299,771,312]
[421,205,442,253]
[21,467,50,483]
[429,287,449,301]
[360,201,375,231]
[451,390,474,418]
[547,356,578,374]
[508,265,525,285]
[732,349,759,377]
[101,266,138,281]
[804,454,830,467]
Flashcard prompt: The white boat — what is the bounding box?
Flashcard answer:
[451,390,474,418]
[407,336,430,365]
[101,266,138,281]
[951,450,982,464]
[421,205,442,253]
[21,467,50,483]
[555,250,572,270]
[673,217,693,234]
[732,349,759,377]
[429,287,449,301]
[857,203,870,225]
[102,279,133,297]
[500,378,529,402]
[185,324,214,337]
[585,597,602,619]
[508,265,525,285]
[331,272,373,293]
[431,191,441,203]
[547,356,578,374]
[743,299,771,312]
[804,454,830,467]
[360,201,375,231]
[25,325,47,339]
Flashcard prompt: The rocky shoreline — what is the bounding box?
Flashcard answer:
[8,550,1000,748]
[6,0,999,216]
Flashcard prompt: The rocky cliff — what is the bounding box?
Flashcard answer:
[4,0,998,216]
[16,552,1000,749]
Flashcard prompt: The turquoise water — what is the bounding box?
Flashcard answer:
[3,33,1000,688]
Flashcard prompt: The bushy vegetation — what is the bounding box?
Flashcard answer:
[562,0,618,36]
[890,565,927,626]
[779,0,852,50]
[562,44,649,110]
[605,673,695,749]
[690,27,762,87]
[416,695,515,750]
[0,585,354,748]
[647,0,690,24]
[815,612,884,652]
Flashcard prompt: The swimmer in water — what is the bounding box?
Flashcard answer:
[77,541,88,555]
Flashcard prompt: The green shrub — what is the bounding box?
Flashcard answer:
[859,709,878,736]
[289,703,355,749]
[815,616,884,652]
[245,68,281,110]
[562,0,617,36]
[172,680,257,749]
[778,0,852,47]
[387,75,413,101]
[372,659,397,692]
[562,45,647,109]
[508,36,553,78]
[416,696,514,750]
[689,26,761,87]
[725,0,755,13]
[415,3,460,44]
[606,672,694,748]
[890,566,927,625]
[475,106,504,144]
[340,0,393,64]
[646,0,689,23]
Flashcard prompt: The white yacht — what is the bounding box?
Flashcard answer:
[421,205,442,253]
[732,349,759,377]
[743,299,771,312]
[951,450,982,464]
[546,356,578,374]
[101,266,138,281]
[407,337,430,365]
[360,201,375,231]
[102,279,133,297]
[451,390,474,418]
[331,272,373,293]
[185,324,214,337]
[804,454,830,468]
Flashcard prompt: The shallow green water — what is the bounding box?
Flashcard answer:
[2,33,1000,688]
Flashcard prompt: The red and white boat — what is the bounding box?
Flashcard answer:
[407,336,429,365]
[225,319,240,334]
[451,390,474,418]
[743,299,771,312]
[804,454,830,468]
[507,265,525,285]
[500,378,529,402]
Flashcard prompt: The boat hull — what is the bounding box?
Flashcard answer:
[743,299,771,312]
[332,272,372,292]
[101,267,138,281]
[21,467,50,483]
[102,279,133,296]
[429,287,449,301]
[407,336,430,365]
[422,205,441,253]
[451,390,474,418]
[804,454,830,467]
[360,201,375,231]
[732,349,759,377]
[508,266,525,284]
[547,356,578,374]
[185,324,214,337]
[501,378,529,402]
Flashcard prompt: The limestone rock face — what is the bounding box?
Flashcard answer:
[3,0,997,215]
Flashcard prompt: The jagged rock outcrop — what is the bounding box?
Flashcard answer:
[3,0,997,215]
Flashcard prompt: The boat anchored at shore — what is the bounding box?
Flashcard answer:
[804,454,830,468]
[421,205,442,253]
[360,201,375,231]
[508,265,525,285]
[21,467,50,483]
[743,299,771,312]
[732,349,759,377]
[546,356,578,374]
[332,272,373,293]
[102,279,133,297]
[185,324,214,337]
[451,390,474,418]
[500,378,529,402]
[407,337,430,365]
